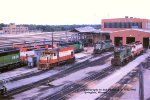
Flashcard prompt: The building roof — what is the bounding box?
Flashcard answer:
[112,28,150,33]
[102,17,150,21]
[71,26,111,34]
[72,26,96,33]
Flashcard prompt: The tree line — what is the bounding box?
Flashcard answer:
[0,23,101,32]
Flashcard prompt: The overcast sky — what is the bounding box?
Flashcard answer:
[0,0,149,25]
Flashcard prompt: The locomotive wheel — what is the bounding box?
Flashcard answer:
[121,62,124,66]
[45,64,49,70]
[129,56,132,60]
[140,50,143,55]
[102,49,105,52]
[121,61,125,66]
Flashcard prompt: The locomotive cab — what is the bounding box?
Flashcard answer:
[38,50,56,70]
[111,49,124,66]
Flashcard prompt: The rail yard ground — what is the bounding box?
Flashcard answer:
[0,32,75,48]
[0,48,149,100]
[0,33,150,100]
[121,61,150,100]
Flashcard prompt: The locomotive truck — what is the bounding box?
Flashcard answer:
[93,40,114,54]
[111,41,143,66]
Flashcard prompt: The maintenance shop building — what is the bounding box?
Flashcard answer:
[101,17,150,48]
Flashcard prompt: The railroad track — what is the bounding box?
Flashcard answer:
[42,54,148,100]
[147,97,150,100]
[1,52,93,83]
[1,69,46,83]
[4,52,112,98]
[96,67,139,100]
[41,65,116,100]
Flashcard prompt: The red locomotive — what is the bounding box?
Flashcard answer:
[38,46,75,70]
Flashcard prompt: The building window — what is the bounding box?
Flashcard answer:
[104,22,142,28]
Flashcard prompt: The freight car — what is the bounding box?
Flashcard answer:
[0,81,6,95]
[38,46,75,70]
[111,41,143,66]
[0,48,22,72]
[93,40,114,54]
[57,41,84,53]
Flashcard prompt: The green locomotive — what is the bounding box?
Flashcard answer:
[111,41,143,66]
[0,48,21,72]
[111,46,132,66]
[58,41,84,53]
[93,40,114,54]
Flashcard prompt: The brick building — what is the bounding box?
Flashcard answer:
[101,17,150,48]
[2,23,28,34]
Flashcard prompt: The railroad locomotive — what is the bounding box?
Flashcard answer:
[0,40,79,71]
[111,41,143,66]
[19,45,49,62]
[38,46,75,70]
[0,43,52,71]
[0,48,22,72]
[14,43,54,67]
[93,40,114,54]
[58,41,84,53]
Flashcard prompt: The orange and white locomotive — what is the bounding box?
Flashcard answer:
[129,41,144,58]
[38,46,75,70]
[20,45,49,62]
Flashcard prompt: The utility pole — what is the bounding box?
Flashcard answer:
[65,31,68,42]
[139,63,144,100]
